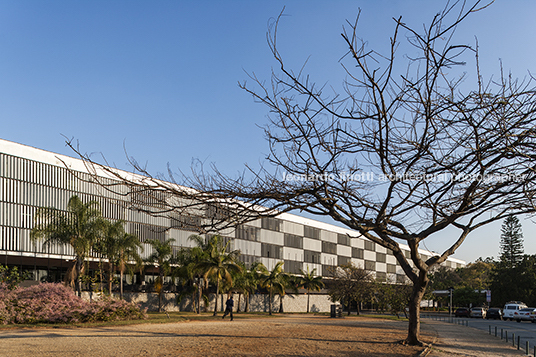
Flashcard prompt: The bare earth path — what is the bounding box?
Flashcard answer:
[0,315,528,357]
[0,315,431,357]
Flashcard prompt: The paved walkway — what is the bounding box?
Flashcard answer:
[423,319,528,356]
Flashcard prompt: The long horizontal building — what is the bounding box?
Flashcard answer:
[0,138,465,286]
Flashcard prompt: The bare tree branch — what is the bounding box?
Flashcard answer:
[68,0,535,346]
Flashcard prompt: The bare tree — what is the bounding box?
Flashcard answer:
[185,1,536,345]
[67,0,536,346]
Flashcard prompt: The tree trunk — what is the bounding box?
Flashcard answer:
[108,263,114,296]
[99,260,104,295]
[120,269,124,299]
[197,278,202,314]
[158,270,164,313]
[406,272,428,346]
[268,289,273,315]
[279,295,284,313]
[245,293,250,312]
[75,257,83,297]
[307,290,310,313]
[191,289,197,313]
[237,293,242,312]
[213,279,220,316]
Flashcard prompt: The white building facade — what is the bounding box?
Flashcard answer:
[0,138,465,286]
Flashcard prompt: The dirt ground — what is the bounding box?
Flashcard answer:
[0,315,435,357]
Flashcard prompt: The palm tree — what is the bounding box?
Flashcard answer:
[196,235,242,316]
[96,220,123,295]
[175,238,209,314]
[233,262,254,312]
[230,261,264,312]
[298,267,325,313]
[187,235,214,314]
[278,271,299,313]
[31,195,104,296]
[110,222,143,299]
[146,238,175,312]
[94,220,143,298]
[275,275,288,313]
[246,261,267,312]
[259,261,288,315]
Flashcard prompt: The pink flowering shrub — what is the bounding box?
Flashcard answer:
[0,283,147,324]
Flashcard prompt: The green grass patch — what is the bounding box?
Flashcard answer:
[358,313,408,321]
[0,311,290,329]
[0,311,410,330]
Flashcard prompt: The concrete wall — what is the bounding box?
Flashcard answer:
[81,291,334,313]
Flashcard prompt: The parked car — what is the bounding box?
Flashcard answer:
[470,307,486,318]
[530,310,536,323]
[455,307,471,317]
[485,308,503,320]
[514,307,536,322]
[503,302,528,320]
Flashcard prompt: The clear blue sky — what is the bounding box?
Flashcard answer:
[1,1,535,263]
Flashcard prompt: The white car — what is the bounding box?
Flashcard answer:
[503,302,528,321]
[470,307,486,318]
[514,308,536,322]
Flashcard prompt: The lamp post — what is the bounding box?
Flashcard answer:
[448,287,454,319]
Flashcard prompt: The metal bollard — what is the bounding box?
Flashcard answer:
[517,335,520,350]
[526,340,528,355]
[494,326,497,337]
[512,333,515,347]
[506,331,508,343]
[501,328,503,340]
[489,325,491,335]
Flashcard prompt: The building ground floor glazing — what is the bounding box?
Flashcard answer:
[0,138,465,289]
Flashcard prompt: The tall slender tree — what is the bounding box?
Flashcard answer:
[231,261,249,312]
[297,267,325,313]
[111,223,143,299]
[31,195,104,296]
[196,235,242,316]
[490,216,526,306]
[96,220,123,294]
[258,261,287,315]
[175,241,207,313]
[146,238,175,312]
[244,261,268,312]
[499,216,524,268]
[186,235,213,314]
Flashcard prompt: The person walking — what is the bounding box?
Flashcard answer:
[222,295,234,321]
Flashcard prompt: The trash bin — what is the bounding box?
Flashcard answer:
[331,304,342,318]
